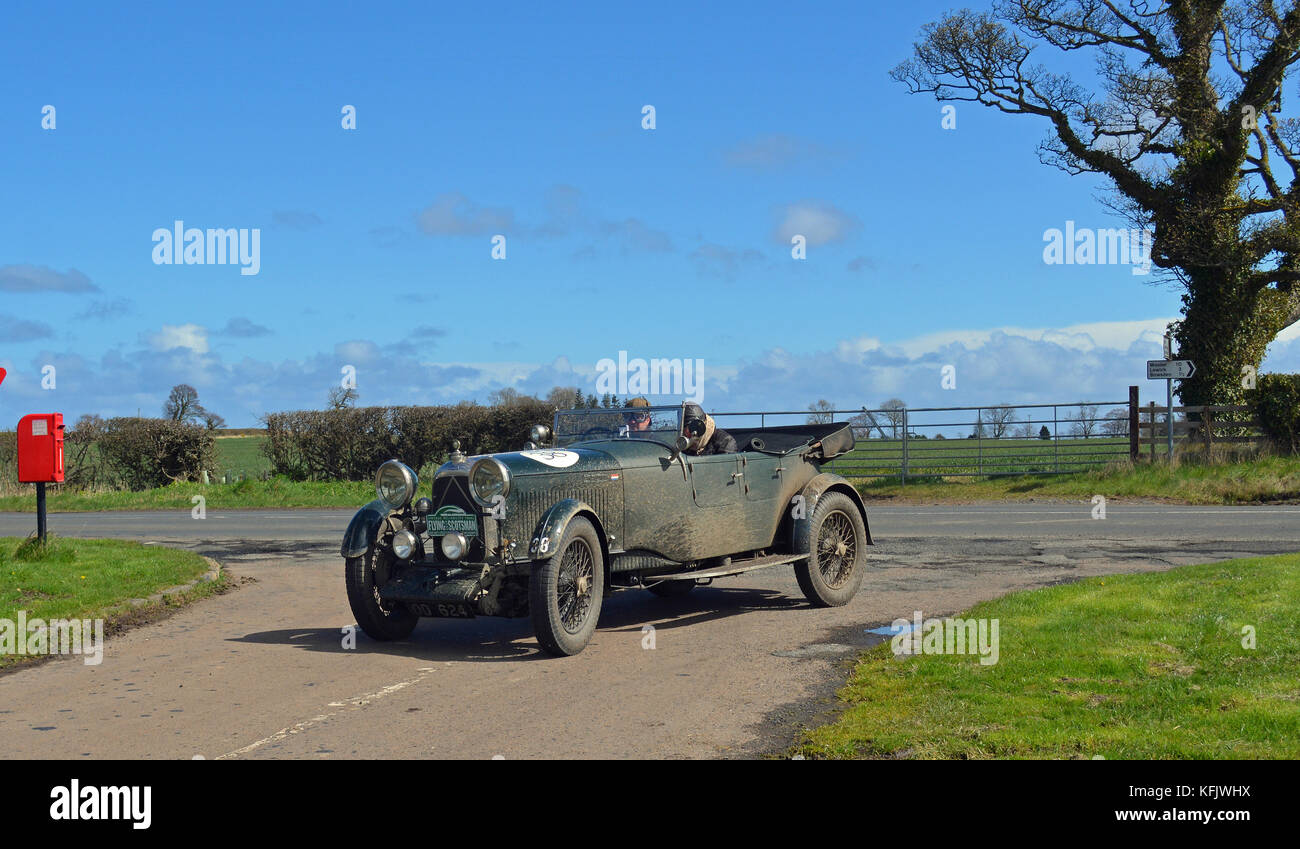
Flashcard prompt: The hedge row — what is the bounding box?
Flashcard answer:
[0,417,215,491]
[261,400,554,481]
[1253,373,1300,452]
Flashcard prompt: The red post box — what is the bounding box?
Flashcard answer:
[17,413,65,483]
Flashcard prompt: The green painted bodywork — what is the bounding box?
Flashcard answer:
[439,424,868,566]
[342,420,871,618]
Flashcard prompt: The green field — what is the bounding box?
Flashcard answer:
[828,436,1144,479]
[212,434,272,480]
[799,553,1300,759]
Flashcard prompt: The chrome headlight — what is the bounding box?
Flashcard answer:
[529,424,551,445]
[375,460,418,511]
[468,457,511,507]
[391,529,418,560]
[440,532,468,561]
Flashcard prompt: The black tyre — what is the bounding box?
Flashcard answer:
[646,579,695,598]
[793,492,867,607]
[345,546,418,641]
[529,517,604,656]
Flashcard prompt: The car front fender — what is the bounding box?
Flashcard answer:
[791,473,873,551]
[341,498,391,559]
[528,498,608,561]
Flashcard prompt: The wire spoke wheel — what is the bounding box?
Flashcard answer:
[816,510,857,589]
[556,538,596,634]
[530,516,605,656]
[794,492,868,608]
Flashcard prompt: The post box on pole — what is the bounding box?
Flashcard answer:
[17,413,65,542]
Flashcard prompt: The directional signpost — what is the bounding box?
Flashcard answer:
[1149,335,1195,462]
[1146,359,1196,380]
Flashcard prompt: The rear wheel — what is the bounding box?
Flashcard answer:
[793,492,867,607]
[345,546,418,641]
[529,518,605,656]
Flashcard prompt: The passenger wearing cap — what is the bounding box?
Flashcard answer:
[682,403,737,455]
[623,397,653,435]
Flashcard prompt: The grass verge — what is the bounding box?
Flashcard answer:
[856,455,1300,504]
[0,536,224,671]
[0,478,372,512]
[799,553,1300,759]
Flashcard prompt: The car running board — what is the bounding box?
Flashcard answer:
[649,552,809,582]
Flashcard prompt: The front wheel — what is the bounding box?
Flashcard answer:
[345,547,418,641]
[529,517,604,656]
[793,492,867,607]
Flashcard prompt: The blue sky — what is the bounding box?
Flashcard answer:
[3,0,1298,427]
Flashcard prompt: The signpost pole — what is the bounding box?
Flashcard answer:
[36,482,47,542]
[1156,333,1181,464]
[1166,378,1174,463]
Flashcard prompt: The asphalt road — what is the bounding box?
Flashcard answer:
[1,502,1298,759]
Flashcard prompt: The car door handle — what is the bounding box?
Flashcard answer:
[731,472,744,480]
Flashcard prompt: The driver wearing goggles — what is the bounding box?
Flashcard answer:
[623,396,653,435]
[682,403,737,456]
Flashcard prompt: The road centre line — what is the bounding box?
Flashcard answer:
[216,666,440,759]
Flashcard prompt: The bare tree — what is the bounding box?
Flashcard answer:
[986,404,1017,438]
[879,398,906,439]
[546,386,580,409]
[1102,407,1130,437]
[1070,405,1101,438]
[893,2,1300,408]
[489,387,533,407]
[806,399,835,424]
[849,408,886,439]
[201,410,227,431]
[164,384,204,423]
[327,386,358,410]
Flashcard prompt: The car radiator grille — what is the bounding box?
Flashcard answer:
[428,475,486,562]
[431,473,621,561]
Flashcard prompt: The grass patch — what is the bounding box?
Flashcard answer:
[799,553,1300,759]
[856,454,1300,504]
[0,536,218,670]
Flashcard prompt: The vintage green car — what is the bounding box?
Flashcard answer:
[341,404,872,656]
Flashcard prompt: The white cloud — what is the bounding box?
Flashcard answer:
[22,317,1300,428]
[722,134,842,170]
[148,324,209,354]
[771,201,859,246]
[0,314,54,342]
[888,317,1175,360]
[416,192,514,236]
[0,264,98,293]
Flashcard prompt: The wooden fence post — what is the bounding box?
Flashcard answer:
[1148,401,1157,461]
[1128,385,1139,461]
[1203,407,1214,455]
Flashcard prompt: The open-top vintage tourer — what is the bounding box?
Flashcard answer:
[341,404,872,655]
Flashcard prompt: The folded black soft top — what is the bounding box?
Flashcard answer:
[724,422,855,459]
